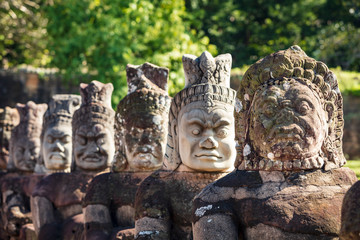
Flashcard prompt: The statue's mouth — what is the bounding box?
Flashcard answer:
[49,153,65,161]
[195,152,222,162]
[135,153,155,161]
[82,154,102,162]
[267,124,305,142]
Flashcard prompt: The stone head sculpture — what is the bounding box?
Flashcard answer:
[164,51,237,172]
[0,107,19,170]
[236,45,344,171]
[72,81,115,172]
[8,101,47,172]
[38,94,81,173]
[113,63,171,172]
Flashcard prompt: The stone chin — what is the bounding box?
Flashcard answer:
[129,152,162,170]
[46,155,70,170]
[16,159,36,172]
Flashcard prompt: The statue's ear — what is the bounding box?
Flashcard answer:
[324,101,335,123]
[170,119,179,155]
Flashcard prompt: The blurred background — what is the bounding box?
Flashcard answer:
[1,0,360,167]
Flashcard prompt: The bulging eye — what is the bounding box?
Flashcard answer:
[62,135,71,144]
[47,136,54,144]
[97,138,105,145]
[297,101,311,115]
[264,104,277,118]
[78,136,87,146]
[16,147,25,154]
[217,129,229,138]
[192,129,200,135]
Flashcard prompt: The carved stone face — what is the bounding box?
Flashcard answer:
[74,123,114,170]
[13,137,40,172]
[124,116,167,170]
[249,81,327,161]
[42,124,72,171]
[177,102,236,171]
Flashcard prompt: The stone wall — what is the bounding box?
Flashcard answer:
[0,68,79,108]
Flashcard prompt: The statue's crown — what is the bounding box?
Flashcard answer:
[73,81,115,127]
[182,51,232,87]
[44,94,81,128]
[0,107,19,127]
[13,101,47,137]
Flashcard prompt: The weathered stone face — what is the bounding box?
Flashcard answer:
[164,51,237,171]
[72,80,115,172]
[9,101,47,172]
[42,124,72,171]
[236,45,345,171]
[13,137,41,172]
[250,80,327,162]
[177,102,236,171]
[124,120,167,171]
[0,107,19,169]
[114,63,171,172]
[40,94,81,173]
[74,123,114,171]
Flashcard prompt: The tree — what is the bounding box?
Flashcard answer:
[0,0,49,68]
[43,0,215,106]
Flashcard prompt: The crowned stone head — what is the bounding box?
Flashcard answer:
[72,81,115,172]
[37,94,81,173]
[113,63,171,172]
[236,45,344,171]
[0,107,19,169]
[8,101,47,172]
[164,51,237,172]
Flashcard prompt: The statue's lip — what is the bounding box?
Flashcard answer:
[82,154,101,162]
[195,153,222,161]
[49,153,65,160]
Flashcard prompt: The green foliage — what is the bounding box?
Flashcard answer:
[230,66,360,97]
[332,67,360,96]
[344,160,360,179]
[313,23,360,71]
[184,0,360,70]
[43,0,215,106]
[0,0,49,68]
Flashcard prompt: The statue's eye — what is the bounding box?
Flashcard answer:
[192,128,201,135]
[61,135,71,144]
[264,104,277,118]
[16,147,25,154]
[78,136,87,146]
[297,101,311,115]
[97,138,105,145]
[217,128,228,138]
[47,136,54,144]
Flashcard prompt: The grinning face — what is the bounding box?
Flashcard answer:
[249,81,328,161]
[13,137,40,172]
[74,123,114,171]
[42,124,72,171]
[177,102,236,172]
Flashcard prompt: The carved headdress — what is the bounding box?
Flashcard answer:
[0,107,20,169]
[236,45,344,171]
[72,81,115,131]
[163,51,237,170]
[113,63,171,171]
[8,101,48,170]
[43,94,81,130]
